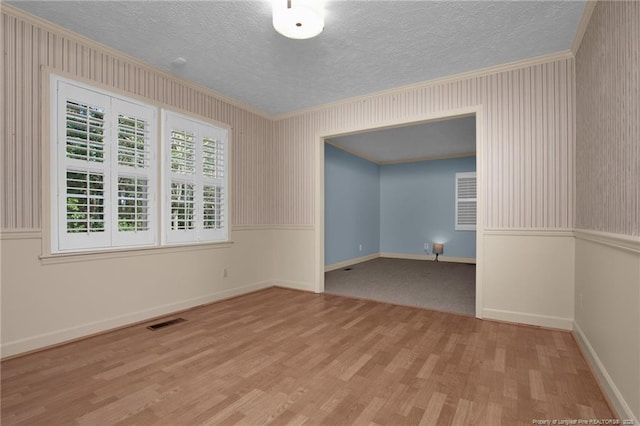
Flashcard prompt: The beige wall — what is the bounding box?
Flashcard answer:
[1,4,581,357]
[273,57,575,229]
[0,229,277,356]
[483,231,575,329]
[576,0,639,237]
[271,49,578,329]
[0,6,280,357]
[1,8,274,229]
[574,1,640,422]
[2,2,637,420]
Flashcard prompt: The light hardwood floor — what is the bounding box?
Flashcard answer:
[1,288,614,425]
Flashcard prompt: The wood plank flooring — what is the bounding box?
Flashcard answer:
[1,288,614,425]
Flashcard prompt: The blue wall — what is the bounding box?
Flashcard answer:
[325,143,476,265]
[324,144,380,265]
[380,156,476,259]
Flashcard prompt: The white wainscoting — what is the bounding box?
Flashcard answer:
[482,229,575,330]
[0,228,277,358]
[573,229,640,423]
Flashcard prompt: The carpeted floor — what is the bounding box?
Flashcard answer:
[325,257,476,315]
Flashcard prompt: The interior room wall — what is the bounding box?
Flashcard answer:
[380,156,476,260]
[273,54,576,329]
[324,144,476,267]
[324,144,380,267]
[574,1,640,422]
[1,4,581,364]
[0,7,278,357]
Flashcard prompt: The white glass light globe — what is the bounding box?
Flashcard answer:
[273,0,324,40]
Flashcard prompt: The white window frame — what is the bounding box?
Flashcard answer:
[162,110,229,245]
[51,77,158,253]
[51,76,230,255]
[455,171,477,231]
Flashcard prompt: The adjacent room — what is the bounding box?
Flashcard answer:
[1,1,638,424]
[324,116,477,315]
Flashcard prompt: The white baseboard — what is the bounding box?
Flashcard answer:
[573,321,638,423]
[0,280,273,358]
[272,280,316,293]
[380,252,476,264]
[482,308,573,330]
[325,253,380,272]
[325,253,475,272]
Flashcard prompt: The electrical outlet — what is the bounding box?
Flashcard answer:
[424,243,429,251]
[223,268,228,278]
[359,244,362,252]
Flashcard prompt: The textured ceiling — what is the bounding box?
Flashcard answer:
[8,0,585,116]
[328,115,476,163]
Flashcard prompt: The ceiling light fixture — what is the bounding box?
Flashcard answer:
[273,0,324,40]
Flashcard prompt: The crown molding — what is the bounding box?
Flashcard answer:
[274,50,574,121]
[3,3,578,124]
[1,3,272,120]
[378,152,476,166]
[324,140,380,164]
[326,140,475,166]
[572,1,598,55]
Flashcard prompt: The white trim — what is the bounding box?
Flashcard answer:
[232,225,315,231]
[571,1,598,55]
[3,4,576,121]
[325,253,380,272]
[315,105,484,317]
[271,280,315,293]
[482,308,573,330]
[483,228,575,237]
[326,138,477,166]
[381,152,476,166]
[324,140,380,164]
[574,229,640,254]
[0,280,273,359]
[379,252,476,264]
[2,4,271,120]
[0,229,43,240]
[573,321,638,424]
[39,241,234,265]
[474,107,484,318]
[315,128,325,294]
[275,51,573,120]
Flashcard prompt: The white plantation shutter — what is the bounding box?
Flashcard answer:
[112,99,157,247]
[455,172,477,231]
[52,78,157,252]
[55,83,111,251]
[52,77,229,253]
[164,111,228,244]
[201,134,226,237]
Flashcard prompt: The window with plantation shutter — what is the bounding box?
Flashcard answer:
[51,76,229,254]
[163,111,228,244]
[455,172,477,231]
[52,78,157,253]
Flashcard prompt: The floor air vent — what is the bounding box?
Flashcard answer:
[146,318,186,331]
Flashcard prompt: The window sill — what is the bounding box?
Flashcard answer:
[39,241,234,265]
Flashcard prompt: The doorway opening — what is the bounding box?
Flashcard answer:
[314,107,483,318]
